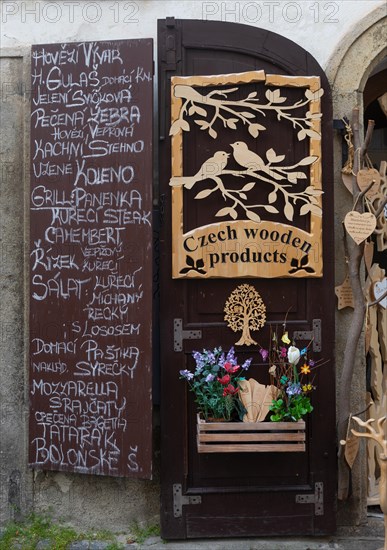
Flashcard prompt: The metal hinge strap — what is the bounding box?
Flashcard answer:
[293,319,321,352]
[174,318,202,352]
[173,484,201,517]
[295,481,324,516]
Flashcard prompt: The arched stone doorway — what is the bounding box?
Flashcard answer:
[326,5,387,526]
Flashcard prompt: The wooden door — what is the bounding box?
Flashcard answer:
[158,19,336,539]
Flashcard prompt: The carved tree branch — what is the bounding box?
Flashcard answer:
[337,110,375,500]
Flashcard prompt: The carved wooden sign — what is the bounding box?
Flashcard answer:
[169,71,324,278]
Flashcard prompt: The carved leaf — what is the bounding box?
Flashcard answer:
[240,111,255,119]
[268,191,277,204]
[294,172,307,180]
[189,104,207,117]
[246,210,261,223]
[298,156,318,166]
[216,207,237,219]
[169,119,190,136]
[266,148,285,163]
[304,128,321,140]
[300,204,312,216]
[287,173,298,184]
[186,255,195,267]
[194,188,215,200]
[305,88,324,101]
[196,259,205,268]
[227,118,238,129]
[300,255,309,267]
[247,91,257,99]
[284,202,294,221]
[305,185,323,195]
[241,182,255,192]
[263,205,279,214]
[239,193,247,200]
[297,129,307,141]
[208,127,217,139]
[195,120,210,129]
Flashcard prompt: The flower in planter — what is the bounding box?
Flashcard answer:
[179,346,252,421]
[259,326,324,422]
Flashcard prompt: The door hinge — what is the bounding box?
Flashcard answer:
[293,319,321,352]
[295,482,324,516]
[173,484,202,517]
[174,318,202,352]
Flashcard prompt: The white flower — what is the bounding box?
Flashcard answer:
[287,346,301,365]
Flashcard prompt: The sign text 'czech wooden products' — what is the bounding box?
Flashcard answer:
[29,39,153,478]
[169,71,324,278]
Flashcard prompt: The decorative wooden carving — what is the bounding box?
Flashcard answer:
[335,274,355,310]
[170,79,323,141]
[366,161,387,252]
[351,416,387,550]
[364,265,386,508]
[343,211,377,245]
[169,71,324,278]
[224,284,266,346]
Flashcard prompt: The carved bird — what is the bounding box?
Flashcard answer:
[231,141,265,171]
[169,151,230,189]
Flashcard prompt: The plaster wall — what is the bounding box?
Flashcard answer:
[0,0,386,533]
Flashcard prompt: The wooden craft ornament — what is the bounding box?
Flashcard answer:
[224,284,266,346]
[344,211,377,245]
[357,169,381,197]
[374,278,387,309]
[335,274,354,310]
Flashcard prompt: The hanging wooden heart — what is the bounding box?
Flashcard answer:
[373,278,387,309]
[341,172,354,194]
[357,168,381,197]
[344,211,376,245]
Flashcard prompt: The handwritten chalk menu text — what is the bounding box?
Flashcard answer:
[29,40,153,478]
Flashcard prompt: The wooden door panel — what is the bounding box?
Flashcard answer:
[159,18,335,539]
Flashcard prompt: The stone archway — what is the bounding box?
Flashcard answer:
[326,5,387,526]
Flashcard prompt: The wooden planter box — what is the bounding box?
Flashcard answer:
[197,414,306,453]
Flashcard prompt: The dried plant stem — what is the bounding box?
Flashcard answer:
[337,110,375,500]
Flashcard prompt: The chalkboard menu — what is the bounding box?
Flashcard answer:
[29,40,153,478]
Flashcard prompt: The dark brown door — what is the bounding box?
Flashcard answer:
[158,19,335,539]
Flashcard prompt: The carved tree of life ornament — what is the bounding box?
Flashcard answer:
[169,71,324,279]
[224,284,266,346]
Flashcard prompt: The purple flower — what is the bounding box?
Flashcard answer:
[179,369,194,380]
[286,382,302,396]
[226,346,237,365]
[259,349,268,361]
[241,358,252,370]
[280,347,287,358]
[309,359,315,367]
[205,373,215,382]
